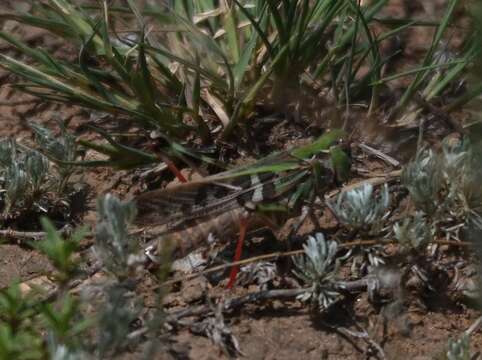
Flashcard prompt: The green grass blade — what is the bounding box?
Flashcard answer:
[394,0,459,114]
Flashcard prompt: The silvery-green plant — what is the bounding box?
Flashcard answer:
[0,138,14,168]
[402,144,467,218]
[31,122,76,164]
[48,338,87,360]
[94,194,139,279]
[446,334,471,360]
[460,165,482,219]
[441,138,469,215]
[293,233,340,312]
[25,150,50,196]
[402,148,444,216]
[330,183,390,234]
[441,137,466,181]
[403,139,482,228]
[30,122,77,190]
[95,283,142,358]
[393,212,432,252]
[0,137,65,217]
[454,140,482,225]
[4,161,28,213]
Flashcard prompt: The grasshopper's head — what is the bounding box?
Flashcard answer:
[313,129,351,184]
[301,130,351,193]
[329,142,351,183]
[291,128,351,185]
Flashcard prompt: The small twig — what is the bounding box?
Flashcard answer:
[358,143,400,167]
[223,288,305,310]
[165,288,308,323]
[161,238,471,286]
[0,228,66,242]
[163,278,375,329]
[0,229,46,241]
[466,315,482,337]
[127,327,149,340]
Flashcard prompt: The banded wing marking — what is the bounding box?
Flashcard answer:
[134,169,311,229]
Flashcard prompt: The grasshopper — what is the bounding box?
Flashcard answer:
[134,129,350,287]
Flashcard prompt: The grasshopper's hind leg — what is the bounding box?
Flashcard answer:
[226,216,249,289]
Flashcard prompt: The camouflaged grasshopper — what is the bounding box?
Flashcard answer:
[134,129,350,287]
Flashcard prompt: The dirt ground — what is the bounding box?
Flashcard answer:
[0,1,481,359]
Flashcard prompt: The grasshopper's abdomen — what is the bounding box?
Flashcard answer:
[143,206,281,261]
[144,207,246,260]
[173,207,246,257]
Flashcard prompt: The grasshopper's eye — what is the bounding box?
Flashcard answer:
[332,137,347,149]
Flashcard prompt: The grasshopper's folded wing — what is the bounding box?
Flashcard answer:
[135,181,239,227]
[134,169,310,229]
